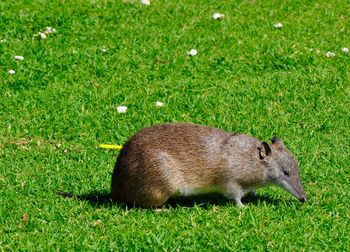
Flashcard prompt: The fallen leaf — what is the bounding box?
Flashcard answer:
[15,139,32,146]
[22,213,29,223]
[91,219,103,227]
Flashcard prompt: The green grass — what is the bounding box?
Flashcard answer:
[1,0,349,250]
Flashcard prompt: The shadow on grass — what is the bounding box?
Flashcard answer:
[166,193,283,209]
[57,190,284,209]
[57,190,115,207]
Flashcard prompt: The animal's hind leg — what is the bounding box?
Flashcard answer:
[135,189,170,208]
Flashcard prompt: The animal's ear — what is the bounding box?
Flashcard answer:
[259,142,272,160]
[271,136,284,145]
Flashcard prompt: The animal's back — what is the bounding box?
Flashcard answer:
[129,123,228,150]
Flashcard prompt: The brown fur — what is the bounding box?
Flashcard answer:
[111,123,306,208]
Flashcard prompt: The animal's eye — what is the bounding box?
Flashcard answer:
[283,170,290,176]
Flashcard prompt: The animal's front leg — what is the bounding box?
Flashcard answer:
[224,184,245,207]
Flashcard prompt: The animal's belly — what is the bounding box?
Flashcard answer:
[174,185,223,197]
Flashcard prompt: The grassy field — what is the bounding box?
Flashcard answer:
[1,0,349,250]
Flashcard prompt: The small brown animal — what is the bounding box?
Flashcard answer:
[111,123,306,208]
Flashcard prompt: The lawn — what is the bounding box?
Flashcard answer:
[0,0,349,250]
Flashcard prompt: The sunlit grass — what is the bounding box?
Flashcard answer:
[0,0,349,250]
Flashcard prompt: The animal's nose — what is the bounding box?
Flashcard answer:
[299,196,307,203]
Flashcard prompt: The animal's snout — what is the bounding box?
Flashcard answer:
[299,196,307,203]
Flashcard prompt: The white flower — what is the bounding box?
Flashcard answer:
[0,38,6,43]
[273,22,283,29]
[325,51,335,58]
[212,13,224,20]
[341,47,349,53]
[8,70,16,75]
[141,0,150,5]
[100,48,107,52]
[39,32,47,39]
[45,27,57,34]
[117,106,127,113]
[15,55,24,61]
[45,27,52,34]
[188,49,198,56]
[155,101,164,107]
